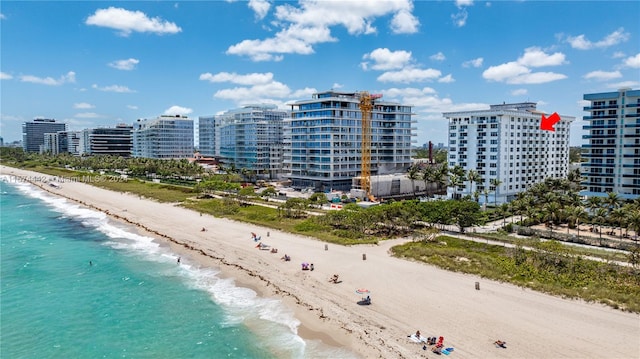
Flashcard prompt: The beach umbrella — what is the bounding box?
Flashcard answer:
[355,288,370,296]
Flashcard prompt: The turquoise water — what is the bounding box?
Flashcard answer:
[0,178,355,358]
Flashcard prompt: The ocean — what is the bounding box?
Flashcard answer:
[0,177,356,359]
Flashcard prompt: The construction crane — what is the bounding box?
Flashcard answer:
[358,91,382,201]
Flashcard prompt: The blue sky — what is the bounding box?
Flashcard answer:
[1,0,639,146]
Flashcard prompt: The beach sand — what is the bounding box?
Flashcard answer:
[3,166,639,358]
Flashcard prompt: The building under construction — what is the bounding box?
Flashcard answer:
[284,90,416,192]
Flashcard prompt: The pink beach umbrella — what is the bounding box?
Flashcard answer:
[355,288,370,296]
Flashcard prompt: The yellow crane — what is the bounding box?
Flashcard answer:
[358,91,382,201]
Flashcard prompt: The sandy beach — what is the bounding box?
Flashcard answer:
[3,165,639,359]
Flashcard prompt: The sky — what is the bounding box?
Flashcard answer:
[1,0,639,147]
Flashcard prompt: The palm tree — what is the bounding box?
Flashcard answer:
[592,208,608,245]
[542,202,561,237]
[421,166,436,198]
[449,165,466,199]
[407,165,420,198]
[466,169,482,199]
[610,207,627,239]
[482,189,490,210]
[489,178,502,208]
[604,192,621,213]
[626,209,640,243]
[568,206,588,239]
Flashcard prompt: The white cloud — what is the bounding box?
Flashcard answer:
[74,102,95,109]
[75,112,102,118]
[20,71,76,86]
[227,0,419,61]
[164,105,193,116]
[517,47,566,67]
[127,105,139,110]
[361,48,413,70]
[204,71,316,105]
[377,68,441,83]
[0,72,13,80]
[108,58,139,71]
[606,81,640,89]
[455,0,474,8]
[451,9,468,27]
[199,72,274,85]
[462,57,483,68]
[85,7,182,36]
[566,28,629,50]
[438,74,455,83]
[430,52,446,62]
[92,84,135,93]
[0,13,6,20]
[332,83,344,89]
[622,53,640,68]
[390,9,419,34]
[583,70,622,81]
[612,51,625,59]
[249,0,271,20]
[482,47,567,84]
[511,89,528,96]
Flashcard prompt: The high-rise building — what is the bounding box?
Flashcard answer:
[87,124,133,157]
[444,102,574,204]
[22,118,66,153]
[198,115,219,157]
[133,115,193,159]
[581,88,640,200]
[285,91,415,191]
[213,105,288,179]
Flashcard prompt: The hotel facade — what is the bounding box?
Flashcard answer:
[284,91,415,191]
[444,102,574,204]
[22,118,67,153]
[199,105,288,179]
[581,88,640,200]
[133,115,194,159]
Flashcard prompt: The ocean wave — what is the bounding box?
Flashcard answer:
[3,176,356,358]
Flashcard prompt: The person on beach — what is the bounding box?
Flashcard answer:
[494,340,507,348]
[89,261,93,266]
[177,257,181,264]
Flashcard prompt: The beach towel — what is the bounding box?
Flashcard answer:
[442,349,451,355]
[408,334,428,343]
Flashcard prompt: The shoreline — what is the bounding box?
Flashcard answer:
[3,165,639,359]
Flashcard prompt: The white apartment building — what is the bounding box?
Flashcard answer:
[133,115,194,159]
[199,105,288,179]
[581,88,640,200]
[285,91,415,191]
[444,102,574,204]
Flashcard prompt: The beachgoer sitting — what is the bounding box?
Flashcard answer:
[301,263,309,270]
[329,274,339,283]
[201,227,206,232]
[270,248,278,253]
[281,254,291,261]
[415,330,421,338]
[494,340,507,348]
[310,263,314,271]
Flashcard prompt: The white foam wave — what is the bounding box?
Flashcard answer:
[4,176,357,358]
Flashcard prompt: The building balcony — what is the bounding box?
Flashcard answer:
[581,163,615,167]
[581,153,617,158]
[583,115,618,120]
[625,113,640,118]
[624,123,640,127]
[623,143,640,147]
[582,124,618,129]
[621,184,640,189]
[583,104,620,110]
[582,144,616,148]
[625,103,640,108]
